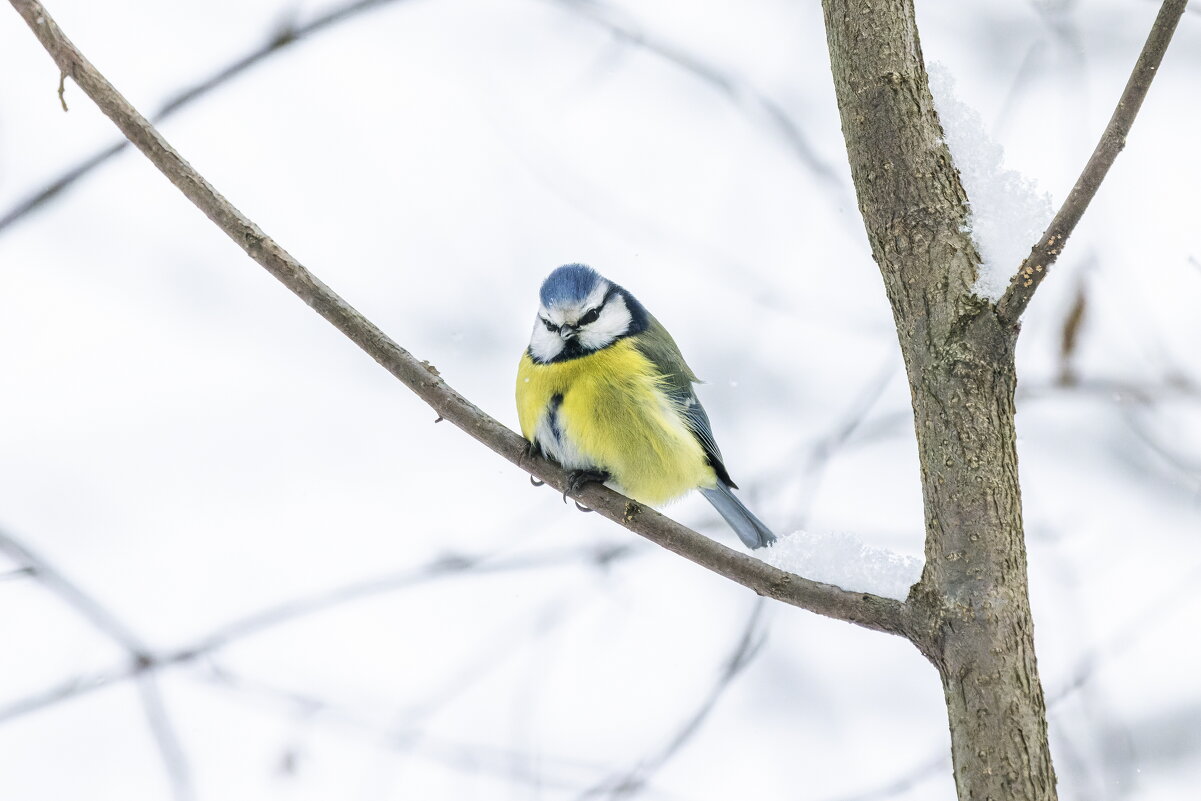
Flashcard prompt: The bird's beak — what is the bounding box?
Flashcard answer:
[559,325,577,341]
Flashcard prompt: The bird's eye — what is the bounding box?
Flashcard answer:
[542,318,558,332]
[578,307,601,326]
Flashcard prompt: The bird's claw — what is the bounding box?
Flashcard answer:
[562,469,609,504]
[524,440,548,486]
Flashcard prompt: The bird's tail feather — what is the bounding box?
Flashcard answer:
[700,483,776,549]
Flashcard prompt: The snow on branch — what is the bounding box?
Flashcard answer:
[758,531,922,602]
[927,64,1051,303]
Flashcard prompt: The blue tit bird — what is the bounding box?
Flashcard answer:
[516,263,776,549]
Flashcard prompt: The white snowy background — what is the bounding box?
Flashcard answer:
[1,1,1199,799]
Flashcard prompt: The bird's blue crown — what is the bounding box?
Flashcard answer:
[539,263,603,308]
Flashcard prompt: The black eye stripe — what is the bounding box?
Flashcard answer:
[541,297,606,334]
[581,297,608,325]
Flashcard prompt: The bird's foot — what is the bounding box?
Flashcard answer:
[563,469,610,505]
[525,440,547,486]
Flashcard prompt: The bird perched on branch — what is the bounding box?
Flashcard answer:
[516,263,775,549]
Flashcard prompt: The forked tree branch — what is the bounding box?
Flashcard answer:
[7,0,911,639]
[995,0,1188,324]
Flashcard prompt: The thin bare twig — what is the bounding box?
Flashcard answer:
[0,661,147,723]
[995,0,1188,323]
[387,587,592,722]
[0,543,634,724]
[0,528,148,655]
[991,40,1043,137]
[1056,277,1088,385]
[547,0,841,189]
[1121,405,1201,491]
[198,665,691,799]
[823,752,948,801]
[183,544,635,656]
[790,356,897,529]
[0,0,407,234]
[7,0,911,639]
[136,674,194,801]
[1047,559,1201,707]
[579,599,769,800]
[56,69,67,110]
[806,360,897,470]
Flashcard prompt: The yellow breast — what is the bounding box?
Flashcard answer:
[516,339,716,506]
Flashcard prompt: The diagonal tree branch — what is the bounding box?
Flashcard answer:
[7,0,912,639]
[995,0,1188,324]
[0,0,409,234]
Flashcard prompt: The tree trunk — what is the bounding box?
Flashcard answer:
[820,1,1057,798]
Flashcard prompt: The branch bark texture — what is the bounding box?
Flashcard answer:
[822,1,1055,798]
[6,0,909,639]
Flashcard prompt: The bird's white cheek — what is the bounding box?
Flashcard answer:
[529,323,564,362]
[579,301,632,349]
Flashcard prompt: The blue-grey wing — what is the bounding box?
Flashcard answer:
[678,388,737,487]
[634,314,737,488]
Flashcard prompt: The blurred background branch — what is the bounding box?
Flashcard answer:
[0,0,410,234]
[0,531,638,724]
[579,599,769,800]
[545,0,842,190]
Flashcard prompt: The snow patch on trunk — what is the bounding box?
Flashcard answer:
[928,63,1053,302]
